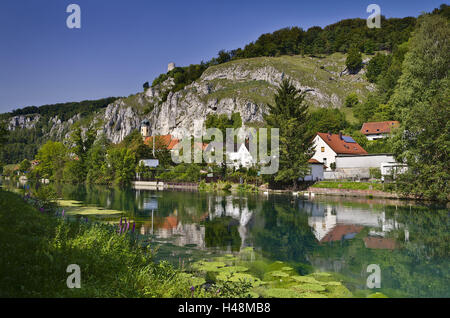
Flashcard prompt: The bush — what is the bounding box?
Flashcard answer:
[369,168,382,179]
[346,47,363,74]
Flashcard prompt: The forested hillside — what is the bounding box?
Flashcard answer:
[0,98,118,164]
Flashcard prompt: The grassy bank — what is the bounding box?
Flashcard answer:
[311,181,386,191]
[0,190,240,297]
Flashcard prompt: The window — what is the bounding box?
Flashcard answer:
[321,147,325,152]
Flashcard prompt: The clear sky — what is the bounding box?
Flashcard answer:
[0,0,445,113]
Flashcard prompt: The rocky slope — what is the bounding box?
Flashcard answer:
[5,52,375,144]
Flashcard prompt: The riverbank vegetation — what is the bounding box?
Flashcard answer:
[311,181,385,191]
[0,189,256,297]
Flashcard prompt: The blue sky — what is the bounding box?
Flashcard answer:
[0,0,445,113]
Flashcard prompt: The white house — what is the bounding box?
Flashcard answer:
[360,121,399,140]
[204,141,256,169]
[228,143,255,169]
[312,132,368,171]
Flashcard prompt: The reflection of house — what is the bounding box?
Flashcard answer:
[320,224,364,243]
[312,132,367,171]
[360,121,399,140]
[308,205,336,241]
[140,214,206,249]
[303,201,405,243]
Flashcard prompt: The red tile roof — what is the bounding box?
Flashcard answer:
[320,225,364,243]
[144,134,180,150]
[317,133,367,155]
[360,121,399,135]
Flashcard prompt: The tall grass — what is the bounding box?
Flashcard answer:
[0,190,248,297]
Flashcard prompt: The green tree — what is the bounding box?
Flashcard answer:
[308,108,348,134]
[35,141,67,181]
[390,14,450,201]
[377,42,409,102]
[68,127,96,182]
[18,159,31,173]
[86,134,110,184]
[106,147,136,186]
[344,93,360,108]
[0,123,7,148]
[366,53,388,83]
[353,94,381,125]
[346,46,363,74]
[63,159,85,184]
[264,79,314,189]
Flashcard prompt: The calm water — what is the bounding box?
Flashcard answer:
[5,181,450,297]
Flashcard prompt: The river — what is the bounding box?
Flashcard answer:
[3,181,449,297]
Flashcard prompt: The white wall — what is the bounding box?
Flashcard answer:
[336,154,395,169]
[311,135,337,171]
[365,133,388,140]
[303,164,324,181]
[228,144,255,169]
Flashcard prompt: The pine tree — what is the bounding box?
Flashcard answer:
[264,79,314,189]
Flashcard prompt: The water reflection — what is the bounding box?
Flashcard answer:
[3,181,449,297]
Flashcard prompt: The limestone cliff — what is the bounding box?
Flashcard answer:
[5,53,375,144]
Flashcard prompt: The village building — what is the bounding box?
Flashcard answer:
[301,159,325,182]
[311,132,368,171]
[204,140,256,169]
[360,121,399,140]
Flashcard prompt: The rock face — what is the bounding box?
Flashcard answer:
[97,58,369,142]
[5,54,374,144]
[103,100,143,144]
[8,115,41,130]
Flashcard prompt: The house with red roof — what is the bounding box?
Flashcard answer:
[360,121,399,140]
[144,134,180,151]
[311,132,367,171]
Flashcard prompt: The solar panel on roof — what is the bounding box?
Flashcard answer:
[342,136,356,143]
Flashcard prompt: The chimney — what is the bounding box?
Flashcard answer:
[339,132,343,140]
